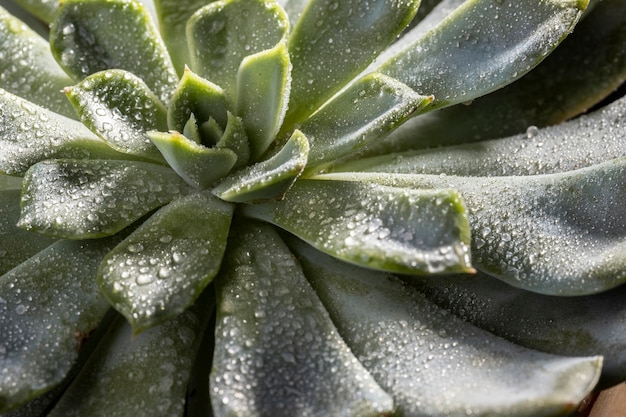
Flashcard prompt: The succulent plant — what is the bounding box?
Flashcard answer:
[1,0,626,415]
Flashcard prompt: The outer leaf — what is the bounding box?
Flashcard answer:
[65,69,168,163]
[47,292,213,417]
[0,88,131,176]
[338,95,626,177]
[212,221,394,417]
[7,0,58,24]
[299,72,432,169]
[49,0,178,104]
[409,271,626,388]
[242,178,473,274]
[0,237,120,412]
[290,237,602,417]
[19,159,192,239]
[0,189,55,276]
[187,0,288,98]
[213,129,308,203]
[328,163,626,295]
[368,0,626,152]
[153,0,215,75]
[167,67,229,135]
[378,0,587,108]
[236,41,291,161]
[148,130,237,189]
[0,6,75,117]
[283,0,420,127]
[98,192,233,332]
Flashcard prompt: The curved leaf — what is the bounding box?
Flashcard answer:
[0,189,56,276]
[0,237,120,412]
[283,0,420,127]
[7,0,58,24]
[290,237,602,417]
[49,0,178,104]
[242,177,473,274]
[148,130,237,189]
[47,292,213,417]
[65,69,168,162]
[409,271,626,388]
[299,72,432,170]
[212,221,394,417]
[215,111,250,168]
[327,162,626,295]
[378,0,587,108]
[0,88,132,176]
[236,41,291,161]
[0,6,75,117]
[98,192,233,332]
[19,159,192,239]
[187,0,289,99]
[213,129,308,203]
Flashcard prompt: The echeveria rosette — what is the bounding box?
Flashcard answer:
[1,0,624,415]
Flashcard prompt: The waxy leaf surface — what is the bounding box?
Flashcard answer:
[212,222,394,417]
[98,192,233,332]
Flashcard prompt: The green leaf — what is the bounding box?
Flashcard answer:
[290,237,602,417]
[0,189,55,277]
[242,177,473,274]
[0,174,21,191]
[367,0,626,153]
[0,6,75,118]
[65,69,168,163]
[0,88,133,176]
[153,0,215,75]
[213,129,308,202]
[49,0,178,104]
[283,0,420,128]
[299,73,432,170]
[212,221,394,417]
[215,111,250,168]
[236,41,291,161]
[46,292,213,417]
[329,162,626,295]
[7,0,59,24]
[337,95,626,177]
[148,130,237,189]
[19,159,192,239]
[378,0,587,108]
[409,271,626,388]
[187,0,289,99]
[0,237,120,412]
[167,66,229,135]
[98,192,232,331]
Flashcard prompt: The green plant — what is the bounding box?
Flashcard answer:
[1,0,626,415]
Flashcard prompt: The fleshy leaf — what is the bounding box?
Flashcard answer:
[167,66,229,135]
[19,159,192,239]
[236,41,291,161]
[49,0,178,104]
[0,237,120,412]
[7,0,59,24]
[98,192,233,332]
[153,0,215,75]
[148,130,237,189]
[242,177,473,274]
[409,271,626,388]
[212,221,394,417]
[213,129,308,202]
[0,6,75,117]
[299,72,432,169]
[187,0,289,98]
[0,189,55,276]
[0,88,129,176]
[338,95,626,177]
[378,0,587,108]
[290,237,602,417]
[215,111,250,168]
[328,164,626,295]
[46,292,213,417]
[65,69,168,163]
[283,0,420,127]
